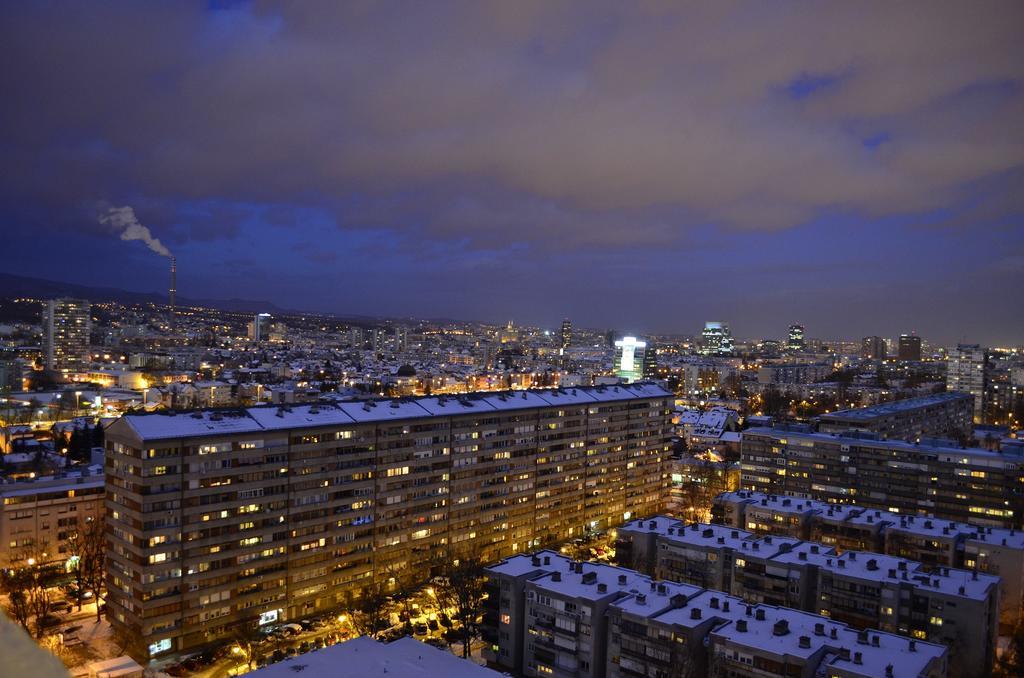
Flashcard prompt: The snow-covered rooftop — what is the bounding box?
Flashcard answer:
[117,384,673,440]
[246,636,501,678]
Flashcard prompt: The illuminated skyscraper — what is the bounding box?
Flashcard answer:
[947,343,986,421]
[248,313,272,342]
[700,322,734,356]
[394,326,408,353]
[560,319,572,349]
[786,324,805,351]
[43,298,90,370]
[615,336,647,383]
[861,336,886,360]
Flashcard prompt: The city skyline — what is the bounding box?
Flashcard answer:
[2,3,1023,345]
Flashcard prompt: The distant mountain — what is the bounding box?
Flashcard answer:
[0,272,295,315]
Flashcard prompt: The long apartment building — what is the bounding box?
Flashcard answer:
[616,517,999,677]
[740,426,1024,529]
[0,464,105,566]
[816,392,973,441]
[102,384,672,660]
[484,550,948,678]
[714,490,1024,630]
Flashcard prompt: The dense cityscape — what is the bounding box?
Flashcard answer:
[2,3,1023,678]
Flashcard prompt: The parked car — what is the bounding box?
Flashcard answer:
[39,614,62,628]
[279,623,304,636]
[413,622,428,635]
[50,601,71,613]
[427,619,439,632]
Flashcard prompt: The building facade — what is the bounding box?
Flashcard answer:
[898,334,923,362]
[616,516,997,677]
[102,384,673,660]
[860,336,886,361]
[946,344,986,421]
[816,392,973,441]
[714,490,1024,632]
[43,298,91,370]
[484,549,948,678]
[740,427,1024,529]
[0,466,105,566]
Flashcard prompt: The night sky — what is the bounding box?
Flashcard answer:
[2,2,1022,345]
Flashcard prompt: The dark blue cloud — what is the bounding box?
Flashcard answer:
[1,2,1022,344]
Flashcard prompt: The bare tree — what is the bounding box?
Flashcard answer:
[62,527,88,611]
[76,517,107,622]
[1,569,33,631]
[29,583,52,638]
[674,459,732,523]
[434,548,487,658]
[349,580,390,639]
[229,620,267,672]
[384,561,419,633]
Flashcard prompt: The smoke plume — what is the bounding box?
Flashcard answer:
[99,205,172,257]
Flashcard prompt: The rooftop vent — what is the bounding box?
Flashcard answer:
[690,608,702,620]
[582,572,597,585]
[798,636,811,649]
[710,597,719,609]
[618,575,627,586]
[772,620,789,636]
[854,651,863,665]
[722,601,730,612]
[736,620,747,632]
[814,623,825,636]
[597,583,607,593]
[755,609,766,621]
[551,572,561,582]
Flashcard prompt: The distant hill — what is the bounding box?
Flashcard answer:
[0,271,295,315]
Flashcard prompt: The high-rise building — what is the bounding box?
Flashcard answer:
[817,392,973,440]
[616,515,996,675]
[740,427,1023,528]
[614,336,648,383]
[0,354,23,392]
[349,326,364,349]
[43,298,91,370]
[247,313,272,342]
[786,323,805,352]
[560,318,572,349]
[393,326,408,353]
[861,336,886,360]
[103,385,673,660]
[947,343,986,420]
[642,344,658,380]
[898,333,922,361]
[700,322,733,356]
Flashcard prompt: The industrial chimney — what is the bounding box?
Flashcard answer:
[169,256,177,325]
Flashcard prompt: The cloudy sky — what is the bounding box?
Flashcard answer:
[2,2,1022,344]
